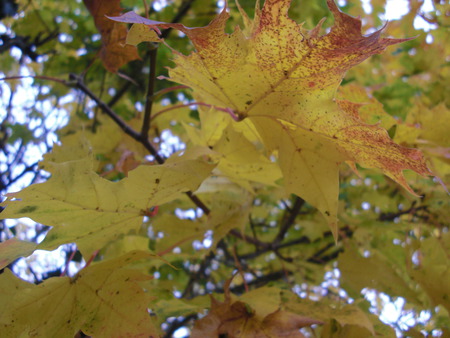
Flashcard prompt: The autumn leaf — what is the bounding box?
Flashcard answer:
[0,238,37,270]
[110,0,432,237]
[337,83,397,130]
[0,143,215,258]
[191,281,322,337]
[83,0,139,72]
[1,0,449,335]
[58,113,123,161]
[282,291,376,335]
[184,114,282,191]
[339,245,420,304]
[0,251,160,337]
[196,177,253,247]
[407,233,450,313]
[152,214,207,253]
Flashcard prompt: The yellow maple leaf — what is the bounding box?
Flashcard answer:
[110,0,432,236]
[0,238,37,270]
[184,112,282,191]
[0,251,160,337]
[0,144,215,258]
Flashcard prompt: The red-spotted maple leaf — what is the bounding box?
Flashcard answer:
[110,0,432,236]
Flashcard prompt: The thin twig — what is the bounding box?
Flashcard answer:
[142,0,149,19]
[274,196,305,244]
[68,73,164,162]
[378,201,428,221]
[0,75,67,84]
[229,229,270,248]
[232,245,249,292]
[141,45,158,139]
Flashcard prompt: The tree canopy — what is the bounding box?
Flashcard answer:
[0,0,449,336]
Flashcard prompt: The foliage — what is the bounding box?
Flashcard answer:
[0,0,449,336]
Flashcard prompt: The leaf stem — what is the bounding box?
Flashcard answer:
[153,85,190,99]
[151,101,240,122]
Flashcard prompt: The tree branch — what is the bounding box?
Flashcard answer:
[140,44,158,140]
[69,73,164,161]
[274,196,304,244]
[378,201,428,222]
[229,229,270,249]
[68,73,210,215]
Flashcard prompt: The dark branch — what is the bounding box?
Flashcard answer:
[378,201,428,221]
[140,45,158,140]
[274,196,305,244]
[69,73,164,163]
[68,73,210,215]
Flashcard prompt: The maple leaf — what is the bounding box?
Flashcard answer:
[110,0,432,236]
[339,245,420,304]
[0,238,37,270]
[191,280,322,337]
[83,0,139,72]
[184,114,283,191]
[0,251,160,337]
[0,143,215,258]
[406,233,450,313]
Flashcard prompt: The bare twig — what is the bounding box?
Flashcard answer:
[229,229,270,249]
[274,196,305,244]
[141,45,158,140]
[378,201,428,221]
[68,73,164,162]
[0,75,67,84]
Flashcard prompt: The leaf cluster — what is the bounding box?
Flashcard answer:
[0,0,449,337]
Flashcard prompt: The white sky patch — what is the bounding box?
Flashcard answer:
[173,325,191,337]
[12,245,84,282]
[152,0,169,12]
[361,0,372,14]
[384,0,410,20]
[217,0,226,11]
[159,129,186,157]
[414,0,438,31]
